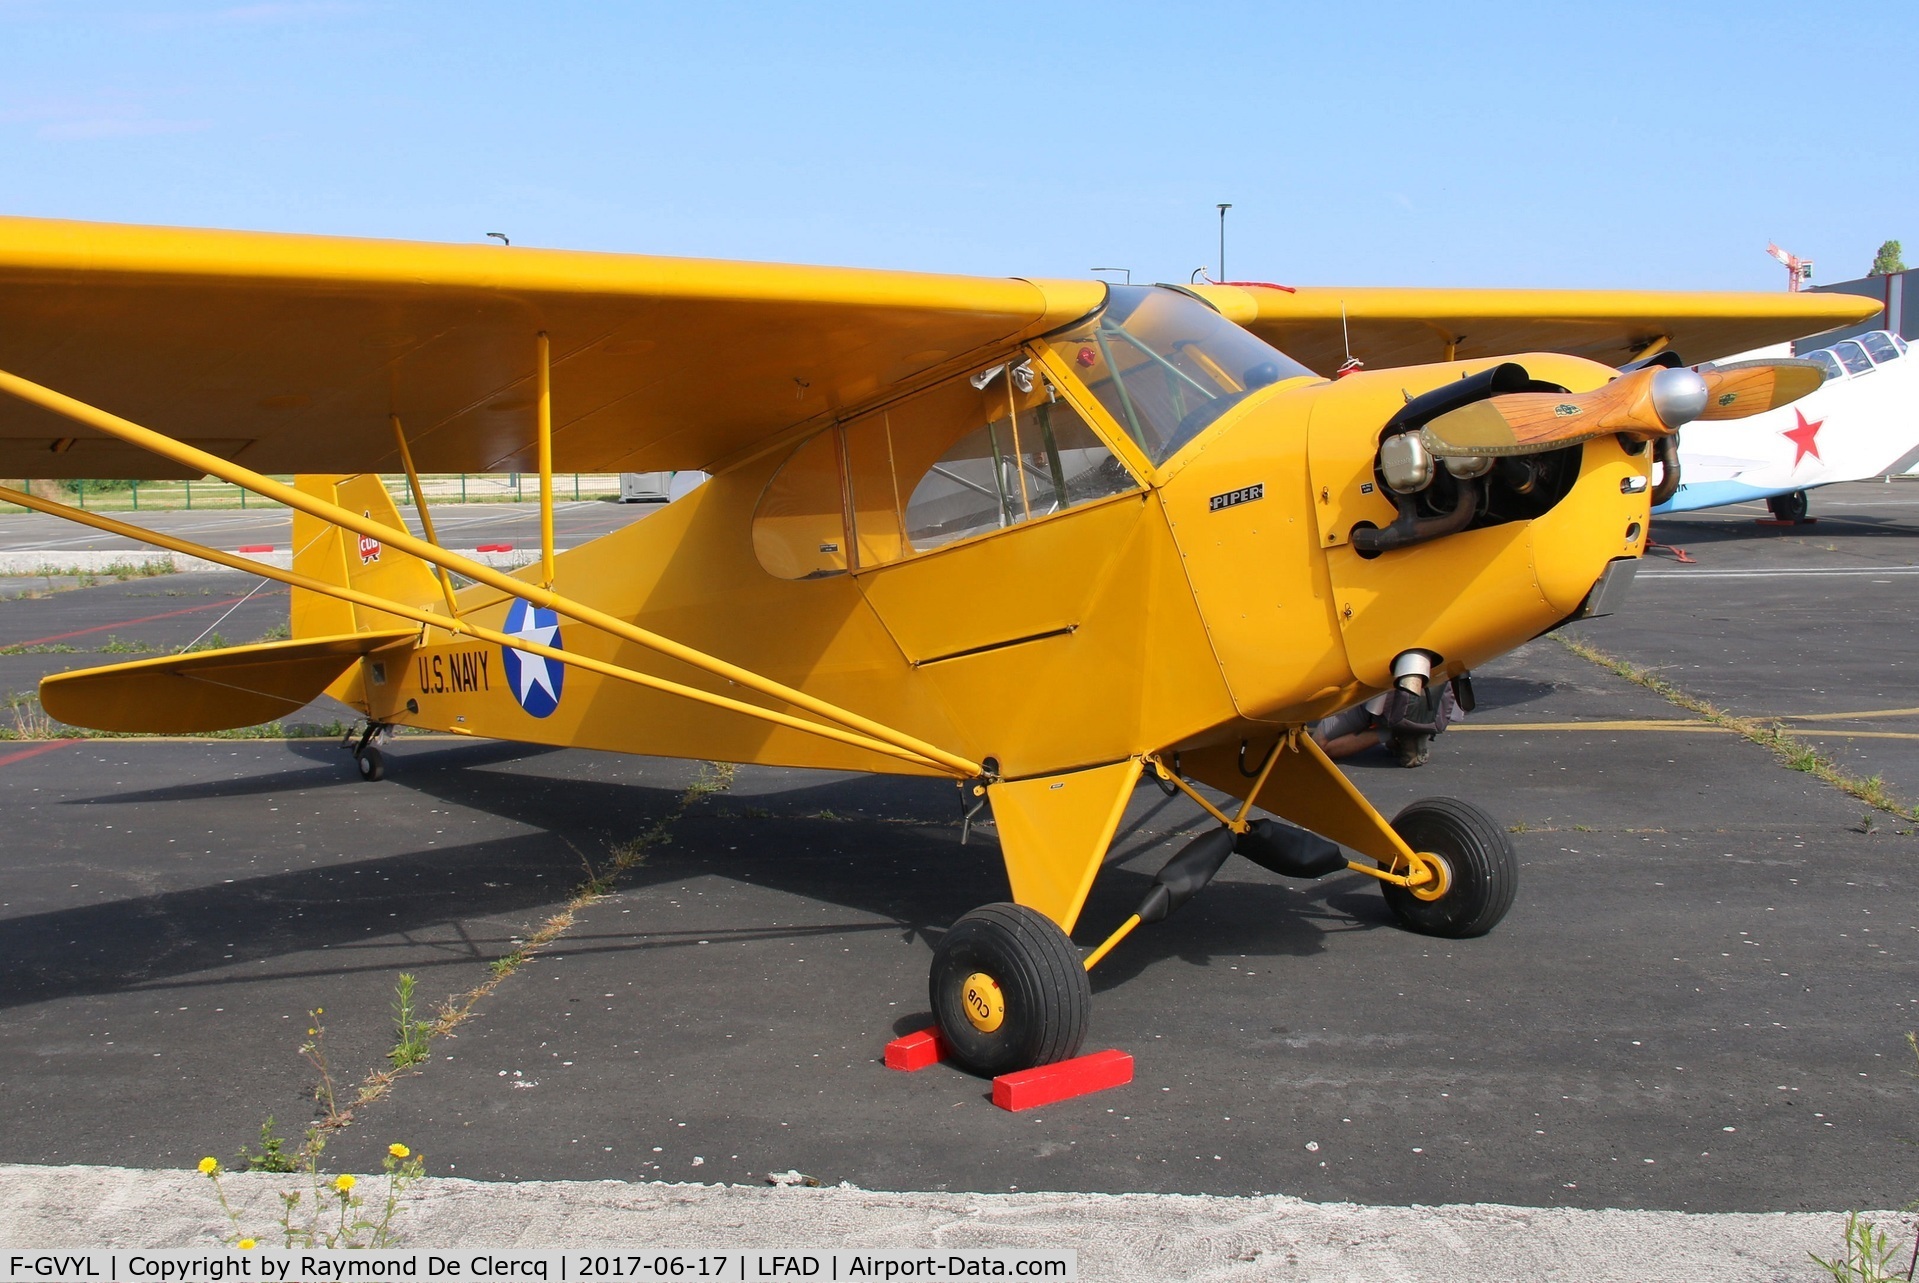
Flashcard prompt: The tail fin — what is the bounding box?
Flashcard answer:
[291,474,444,639]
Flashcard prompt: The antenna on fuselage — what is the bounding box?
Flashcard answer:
[1336,300,1364,379]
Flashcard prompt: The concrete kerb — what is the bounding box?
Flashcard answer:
[0,1164,1897,1282]
[0,549,550,576]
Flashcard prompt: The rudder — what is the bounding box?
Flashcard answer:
[291,474,444,638]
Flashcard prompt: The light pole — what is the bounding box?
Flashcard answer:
[1217,203,1232,282]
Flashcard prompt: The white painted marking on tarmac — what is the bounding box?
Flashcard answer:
[1639,565,1919,579]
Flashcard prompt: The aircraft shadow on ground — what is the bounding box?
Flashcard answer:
[16,739,1361,1008]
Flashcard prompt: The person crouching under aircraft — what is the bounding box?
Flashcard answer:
[1311,680,1463,767]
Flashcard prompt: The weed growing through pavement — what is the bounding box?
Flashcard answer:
[233,1117,301,1174]
[1556,635,1919,823]
[1811,1031,1919,1282]
[388,973,429,1070]
[201,1139,424,1248]
[1812,1213,1904,1282]
[325,763,739,1123]
[299,1008,341,1125]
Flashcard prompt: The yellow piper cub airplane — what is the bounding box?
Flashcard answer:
[0,217,1874,1075]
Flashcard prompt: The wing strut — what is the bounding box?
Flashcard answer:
[0,364,984,779]
[536,330,556,588]
[390,413,461,619]
[0,482,959,773]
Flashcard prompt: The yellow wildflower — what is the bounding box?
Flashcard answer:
[197,1157,218,1175]
[307,1028,317,1036]
[238,1241,256,1251]
[333,1174,356,1194]
[388,1143,410,1159]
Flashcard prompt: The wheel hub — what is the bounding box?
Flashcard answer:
[1409,850,1453,901]
[960,971,1005,1032]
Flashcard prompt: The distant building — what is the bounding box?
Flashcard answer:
[1799,268,1914,352]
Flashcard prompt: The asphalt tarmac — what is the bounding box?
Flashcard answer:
[0,482,1913,1216]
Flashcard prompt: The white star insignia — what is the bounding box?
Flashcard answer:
[507,611,561,704]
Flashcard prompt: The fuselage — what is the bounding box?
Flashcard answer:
[337,288,1652,780]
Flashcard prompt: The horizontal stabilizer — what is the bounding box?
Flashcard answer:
[39,630,416,733]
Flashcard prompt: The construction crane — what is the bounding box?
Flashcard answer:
[1767,242,1813,292]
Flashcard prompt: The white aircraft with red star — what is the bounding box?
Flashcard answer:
[1656,329,1919,522]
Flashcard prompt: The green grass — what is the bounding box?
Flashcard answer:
[1556,634,1918,823]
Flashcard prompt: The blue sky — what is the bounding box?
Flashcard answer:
[1,1,1910,290]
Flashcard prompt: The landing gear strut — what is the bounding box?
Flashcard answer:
[346,722,390,782]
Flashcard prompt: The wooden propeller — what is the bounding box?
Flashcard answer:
[1694,357,1826,420]
[1419,366,1705,458]
[1418,356,1826,459]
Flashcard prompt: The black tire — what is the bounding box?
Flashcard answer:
[1767,490,1809,523]
[930,902,1090,1077]
[1379,797,1516,938]
[355,746,385,782]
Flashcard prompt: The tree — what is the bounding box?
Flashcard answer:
[1869,240,1905,275]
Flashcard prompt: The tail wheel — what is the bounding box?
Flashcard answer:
[355,746,386,782]
[930,902,1089,1077]
[1380,797,1516,938]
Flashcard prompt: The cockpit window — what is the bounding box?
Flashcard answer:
[752,352,1141,579]
[1806,349,1844,382]
[1832,340,1875,375]
[1046,285,1312,465]
[1859,331,1901,365]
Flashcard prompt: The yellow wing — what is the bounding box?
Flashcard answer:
[0,216,1098,479]
[1192,283,1881,376]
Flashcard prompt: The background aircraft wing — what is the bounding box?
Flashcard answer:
[1192,283,1880,376]
[0,216,1099,479]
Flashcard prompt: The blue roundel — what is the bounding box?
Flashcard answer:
[500,599,564,718]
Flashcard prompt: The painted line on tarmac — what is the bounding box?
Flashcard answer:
[1784,705,1919,721]
[1,589,287,648]
[1639,564,1919,579]
[0,739,78,768]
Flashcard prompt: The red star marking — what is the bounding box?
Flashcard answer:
[1781,408,1823,467]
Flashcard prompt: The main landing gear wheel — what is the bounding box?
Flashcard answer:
[1380,797,1517,939]
[354,746,385,782]
[930,902,1090,1077]
[1768,490,1810,523]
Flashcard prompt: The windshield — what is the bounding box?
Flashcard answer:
[1806,349,1844,381]
[1859,331,1902,365]
[1048,285,1313,465]
[1833,340,1875,376]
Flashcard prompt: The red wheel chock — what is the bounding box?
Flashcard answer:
[992,1050,1134,1111]
[886,1029,1134,1109]
[883,1027,948,1072]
